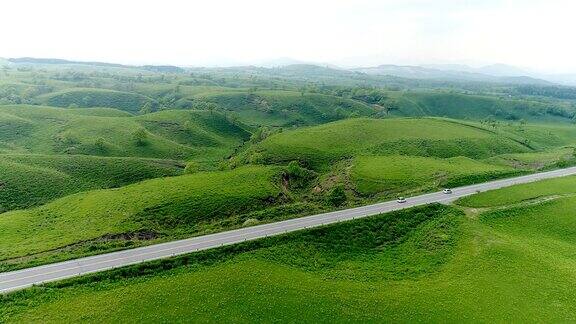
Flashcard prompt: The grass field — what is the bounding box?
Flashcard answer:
[351,155,519,196]
[4,61,576,321]
[0,154,183,212]
[36,88,157,114]
[243,117,532,169]
[0,166,282,270]
[0,105,249,162]
[500,123,576,150]
[486,147,575,170]
[199,90,377,126]
[4,194,576,322]
[395,91,568,122]
[457,174,576,208]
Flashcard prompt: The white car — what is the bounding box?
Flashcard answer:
[397,197,407,203]
[443,188,452,194]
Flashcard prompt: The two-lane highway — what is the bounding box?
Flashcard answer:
[3,166,576,294]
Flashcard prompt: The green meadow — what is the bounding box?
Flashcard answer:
[457,174,576,208]
[243,117,532,169]
[351,155,519,196]
[199,90,377,126]
[37,88,157,114]
[0,105,249,162]
[0,166,282,270]
[4,192,576,322]
[2,60,576,322]
[0,154,183,211]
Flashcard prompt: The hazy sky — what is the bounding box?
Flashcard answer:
[1,0,575,72]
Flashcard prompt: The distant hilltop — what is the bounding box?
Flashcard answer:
[6,57,185,73]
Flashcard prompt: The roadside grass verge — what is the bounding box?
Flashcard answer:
[351,155,520,196]
[0,204,465,322]
[456,174,576,208]
[4,194,576,322]
[0,166,283,271]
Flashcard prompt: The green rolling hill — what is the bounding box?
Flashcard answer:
[2,59,576,322]
[351,155,519,196]
[0,105,250,162]
[0,154,183,212]
[0,166,282,271]
[37,88,157,114]
[198,90,378,126]
[392,91,574,122]
[6,185,576,322]
[240,117,533,169]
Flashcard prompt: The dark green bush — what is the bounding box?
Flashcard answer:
[327,185,346,206]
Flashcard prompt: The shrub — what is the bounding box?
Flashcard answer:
[94,137,106,152]
[327,185,347,206]
[184,161,199,174]
[133,129,148,146]
[284,161,316,188]
[286,161,307,178]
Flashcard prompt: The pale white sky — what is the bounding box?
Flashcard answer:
[1,0,575,72]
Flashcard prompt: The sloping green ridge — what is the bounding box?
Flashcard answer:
[5,192,576,322]
[36,88,156,114]
[0,154,183,212]
[199,90,377,126]
[0,105,250,161]
[0,166,281,267]
[245,118,532,169]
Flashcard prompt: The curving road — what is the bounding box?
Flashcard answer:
[2,166,576,294]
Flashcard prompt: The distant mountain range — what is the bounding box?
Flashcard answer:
[257,60,576,87]
[352,63,576,87]
[351,64,552,85]
[5,57,576,87]
[422,63,531,77]
[257,60,576,86]
[5,57,185,73]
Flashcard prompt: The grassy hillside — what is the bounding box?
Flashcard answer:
[0,105,250,162]
[499,123,576,150]
[198,90,378,126]
[3,62,576,321]
[394,91,573,122]
[241,118,532,169]
[6,193,576,322]
[352,155,519,196]
[457,174,576,208]
[60,107,133,117]
[486,147,575,170]
[0,154,183,212]
[36,88,157,114]
[0,166,282,270]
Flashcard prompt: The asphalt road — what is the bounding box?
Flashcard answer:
[2,166,576,294]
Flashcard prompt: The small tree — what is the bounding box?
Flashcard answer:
[94,137,106,152]
[139,102,153,114]
[250,126,272,143]
[327,185,346,206]
[82,96,92,107]
[133,129,148,146]
[285,160,315,188]
[184,161,200,174]
[286,161,306,178]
